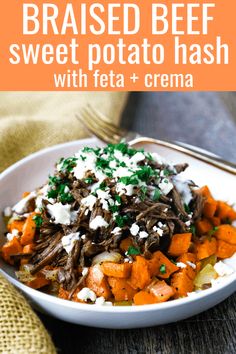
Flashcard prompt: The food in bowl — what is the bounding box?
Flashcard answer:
[1,142,236,306]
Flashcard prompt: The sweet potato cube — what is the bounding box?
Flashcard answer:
[108,277,137,301]
[216,240,236,259]
[168,233,192,257]
[101,262,132,278]
[85,265,111,300]
[128,256,151,290]
[133,291,157,305]
[214,225,236,245]
[1,237,23,265]
[147,280,175,303]
[148,251,179,278]
[195,237,217,260]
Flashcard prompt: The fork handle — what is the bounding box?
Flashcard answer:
[128,136,236,175]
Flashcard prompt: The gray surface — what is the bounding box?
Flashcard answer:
[39,92,236,353]
[122,92,236,163]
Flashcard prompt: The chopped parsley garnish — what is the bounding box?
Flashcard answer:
[135,166,157,182]
[140,186,147,201]
[48,176,61,186]
[146,152,154,161]
[84,177,94,184]
[96,157,109,169]
[153,188,161,201]
[33,215,43,228]
[127,246,141,256]
[209,226,219,236]
[99,181,107,190]
[82,147,100,155]
[184,203,191,214]
[114,195,122,204]
[58,157,78,172]
[190,225,196,235]
[163,169,171,176]
[47,183,74,204]
[115,215,130,228]
[119,176,139,186]
[159,264,166,274]
[109,205,120,213]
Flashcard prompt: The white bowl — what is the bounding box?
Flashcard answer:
[0,138,235,329]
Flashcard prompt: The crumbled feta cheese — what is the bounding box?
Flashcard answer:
[185,220,191,227]
[12,191,37,214]
[81,234,86,240]
[94,296,112,306]
[109,160,117,169]
[82,267,89,277]
[61,232,80,254]
[6,233,15,241]
[81,195,97,211]
[156,228,164,237]
[111,227,122,234]
[47,203,72,225]
[12,229,19,237]
[186,261,196,269]
[90,216,109,230]
[77,287,96,302]
[95,296,105,305]
[130,223,140,236]
[116,182,134,196]
[64,186,70,193]
[130,152,145,164]
[139,231,149,239]
[96,189,111,200]
[159,179,173,195]
[3,207,12,217]
[173,176,193,205]
[157,222,164,228]
[176,262,187,269]
[214,261,234,277]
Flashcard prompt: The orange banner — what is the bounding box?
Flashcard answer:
[0,0,235,91]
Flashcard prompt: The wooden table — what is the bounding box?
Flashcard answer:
[39,92,236,353]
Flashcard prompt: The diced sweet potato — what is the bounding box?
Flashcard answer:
[20,243,35,265]
[216,201,236,222]
[203,198,217,218]
[128,256,152,290]
[195,237,217,260]
[208,217,221,227]
[177,253,197,280]
[133,291,157,305]
[101,262,132,278]
[108,277,137,301]
[85,265,111,300]
[195,186,212,199]
[195,219,212,236]
[20,213,37,246]
[148,251,179,278]
[171,271,194,298]
[168,233,192,257]
[147,280,175,303]
[216,240,236,259]
[8,219,25,233]
[214,225,236,245]
[26,273,50,289]
[58,287,70,300]
[1,237,23,265]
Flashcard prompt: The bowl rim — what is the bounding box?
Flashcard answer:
[1,138,236,313]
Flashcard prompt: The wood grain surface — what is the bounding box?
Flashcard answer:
[39,92,236,354]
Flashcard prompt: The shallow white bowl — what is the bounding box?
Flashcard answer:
[0,138,235,329]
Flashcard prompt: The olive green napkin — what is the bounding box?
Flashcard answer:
[0,92,128,172]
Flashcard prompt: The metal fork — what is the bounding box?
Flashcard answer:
[76,105,236,175]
